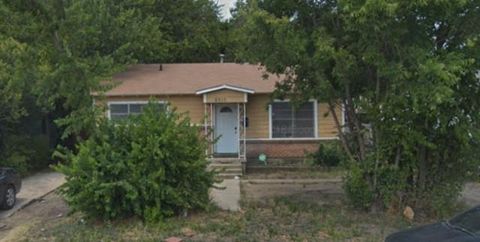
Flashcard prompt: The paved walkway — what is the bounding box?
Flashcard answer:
[0,171,65,219]
[210,179,241,211]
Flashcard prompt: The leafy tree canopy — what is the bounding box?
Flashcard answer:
[0,0,227,173]
[232,0,480,215]
[0,0,226,142]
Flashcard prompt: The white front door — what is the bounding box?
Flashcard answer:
[215,104,238,154]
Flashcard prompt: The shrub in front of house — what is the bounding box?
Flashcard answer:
[55,103,215,222]
[307,142,345,167]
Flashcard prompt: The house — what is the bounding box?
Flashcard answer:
[97,63,342,170]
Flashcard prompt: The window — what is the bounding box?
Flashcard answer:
[271,101,315,138]
[109,102,166,121]
[220,107,233,113]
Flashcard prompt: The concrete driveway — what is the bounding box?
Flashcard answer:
[461,182,480,207]
[0,171,65,219]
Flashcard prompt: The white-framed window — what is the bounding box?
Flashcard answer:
[269,100,317,138]
[108,101,167,121]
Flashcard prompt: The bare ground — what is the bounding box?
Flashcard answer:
[1,178,477,241]
[0,193,69,242]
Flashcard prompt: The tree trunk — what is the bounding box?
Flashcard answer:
[328,100,355,161]
[345,84,366,161]
[418,119,429,191]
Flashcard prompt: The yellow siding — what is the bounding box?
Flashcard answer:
[318,103,340,138]
[245,96,340,139]
[103,95,205,124]
[246,94,270,138]
[99,94,340,139]
[205,90,246,103]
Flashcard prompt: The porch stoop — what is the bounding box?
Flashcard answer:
[208,158,245,179]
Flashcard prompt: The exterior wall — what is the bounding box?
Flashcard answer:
[246,140,319,159]
[245,94,270,139]
[100,93,342,159]
[245,94,340,139]
[102,95,205,124]
[318,103,342,138]
[205,90,246,103]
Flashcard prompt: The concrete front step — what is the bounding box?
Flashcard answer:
[209,162,243,167]
[217,168,242,174]
[208,158,244,179]
[217,174,242,179]
[209,167,243,179]
[208,164,242,170]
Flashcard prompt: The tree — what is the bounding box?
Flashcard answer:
[0,0,226,172]
[0,0,226,143]
[136,0,229,62]
[232,0,480,215]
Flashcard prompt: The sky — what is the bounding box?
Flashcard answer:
[216,0,237,20]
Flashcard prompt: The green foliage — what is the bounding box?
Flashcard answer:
[232,0,480,216]
[0,135,51,175]
[343,164,374,210]
[307,142,345,167]
[0,0,227,173]
[0,37,29,126]
[56,104,215,222]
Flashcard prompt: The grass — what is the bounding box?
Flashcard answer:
[20,192,417,242]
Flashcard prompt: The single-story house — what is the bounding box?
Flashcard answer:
[97,63,343,165]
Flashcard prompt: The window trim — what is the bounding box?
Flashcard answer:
[107,100,167,120]
[268,99,318,140]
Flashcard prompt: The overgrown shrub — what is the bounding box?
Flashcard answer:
[307,142,345,167]
[55,103,215,222]
[343,164,374,210]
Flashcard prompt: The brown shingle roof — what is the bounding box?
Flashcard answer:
[104,63,282,96]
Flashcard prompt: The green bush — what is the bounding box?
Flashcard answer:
[343,164,374,210]
[0,134,51,175]
[307,142,345,167]
[55,103,216,222]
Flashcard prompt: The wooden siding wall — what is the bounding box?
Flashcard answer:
[245,94,340,139]
[318,103,341,138]
[103,95,205,124]
[245,94,270,138]
[204,90,246,103]
[101,94,340,139]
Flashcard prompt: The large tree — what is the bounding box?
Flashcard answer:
[0,0,227,138]
[232,0,480,215]
[0,0,226,171]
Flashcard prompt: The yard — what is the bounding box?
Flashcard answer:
[0,176,444,242]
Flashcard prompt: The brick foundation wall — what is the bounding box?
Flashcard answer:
[246,140,330,159]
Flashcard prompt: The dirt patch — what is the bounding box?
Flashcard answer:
[244,169,344,179]
[241,179,343,202]
[0,192,69,242]
[4,182,416,242]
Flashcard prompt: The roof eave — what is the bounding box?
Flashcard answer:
[195,84,255,95]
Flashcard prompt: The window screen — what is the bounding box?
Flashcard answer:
[109,103,165,121]
[271,102,315,138]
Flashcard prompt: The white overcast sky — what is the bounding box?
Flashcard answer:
[216,0,237,20]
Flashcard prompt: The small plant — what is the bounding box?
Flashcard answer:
[55,102,215,222]
[343,164,374,210]
[307,142,345,167]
